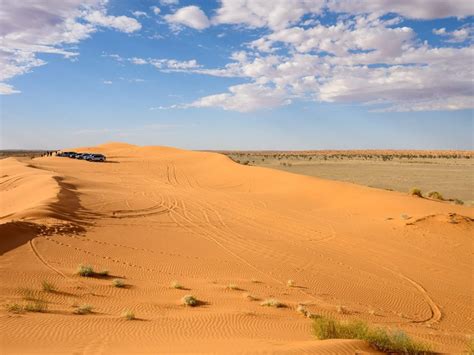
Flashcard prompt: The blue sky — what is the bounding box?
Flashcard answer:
[1,0,473,150]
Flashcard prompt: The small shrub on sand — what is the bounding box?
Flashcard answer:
[5,303,24,314]
[243,293,257,301]
[260,298,285,308]
[466,336,474,354]
[112,279,125,288]
[96,269,109,277]
[181,295,198,307]
[226,284,239,290]
[337,305,348,314]
[170,281,184,289]
[77,264,94,277]
[41,280,56,293]
[453,199,464,205]
[409,188,423,197]
[24,300,48,313]
[312,316,432,354]
[74,304,93,315]
[287,279,295,287]
[122,310,136,320]
[427,191,444,200]
[17,287,37,301]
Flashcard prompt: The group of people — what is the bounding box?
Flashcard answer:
[41,150,59,157]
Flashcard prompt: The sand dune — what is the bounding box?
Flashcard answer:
[1,143,472,353]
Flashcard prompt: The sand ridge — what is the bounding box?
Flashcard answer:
[0,143,473,353]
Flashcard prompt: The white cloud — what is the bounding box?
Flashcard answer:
[102,80,113,84]
[187,83,291,112]
[132,11,148,18]
[0,82,21,95]
[213,0,325,30]
[327,0,474,19]
[0,0,141,93]
[164,6,210,30]
[160,0,179,5]
[433,26,472,43]
[151,6,161,15]
[131,57,147,65]
[124,56,202,71]
[85,11,141,33]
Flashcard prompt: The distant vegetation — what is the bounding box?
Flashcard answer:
[312,315,432,354]
[409,188,423,197]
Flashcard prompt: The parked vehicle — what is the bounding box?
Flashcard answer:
[88,154,106,162]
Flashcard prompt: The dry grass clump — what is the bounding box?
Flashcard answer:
[76,264,94,277]
[122,310,136,320]
[409,188,423,197]
[112,279,125,288]
[181,295,198,307]
[243,293,257,301]
[24,300,48,313]
[17,287,37,301]
[5,303,24,314]
[260,298,285,308]
[73,304,93,315]
[226,283,240,290]
[170,280,184,289]
[287,279,295,287]
[41,280,56,293]
[337,305,348,314]
[312,316,432,354]
[427,191,444,200]
[453,199,464,205]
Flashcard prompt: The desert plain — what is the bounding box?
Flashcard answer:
[0,143,473,354]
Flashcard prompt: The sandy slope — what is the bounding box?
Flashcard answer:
[0,143,472,354]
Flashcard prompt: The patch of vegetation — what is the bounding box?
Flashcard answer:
[17,287,37,301]
[226,284,240,290]
[41,280,56,293]
[337,305,348,314]
[287,279,295,287]
[243,293,257,301]
[122,310,136,320]
[409,188,423,197]
[312,316,432,354]
[5,303,24,314]
[24,300,48,313]
[170,280,184,289]
[466,336,474,355]
[181,295,198,307]
[112,279,125,288]
[260,298,285,308]
[96,269,109,277]
[77,264,94,277]
[453,199,464,205]
[73,304,93,315]
[427,191,444,200]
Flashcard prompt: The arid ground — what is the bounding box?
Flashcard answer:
[1,143,473,354]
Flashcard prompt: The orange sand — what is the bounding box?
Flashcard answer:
[1,143,472,354]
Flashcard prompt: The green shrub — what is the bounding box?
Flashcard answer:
[74,304,93,315]
[312,316,432,354]
[427,191,444,200]
[112,279,125,288]
[96,269,109,276]
[181,295,198,307]
[409,188,423,197]
[17,287,37,301]
[41,280,56,293]
[77,265,94,277]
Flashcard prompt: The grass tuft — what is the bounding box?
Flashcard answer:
[260,298,285,308]
[73,304,93,315]
[409,188,423,197]
[76,264,94,277]
[170,280,184,289]
[112,279,125,288]
[41,280,56,293]
[122,310,136,320]
[337,305,348,314]
[427,191,444,200]
[24,300,48,313]
[17,287,37,301]
[5,303,24,314]
[287,279,295,287]
[243,293,257,301]
[181,295,198,307]
[226,283,240,290]
[312,316,432,354]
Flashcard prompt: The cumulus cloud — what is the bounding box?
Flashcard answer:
[214,0,324,30]
[433,26,472,43]
[0,0,141,94]
[151,6,161,15]
[0,82,21,95]
[327,0,474,19]
[164,6,210,30]
[187,83,291,112]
